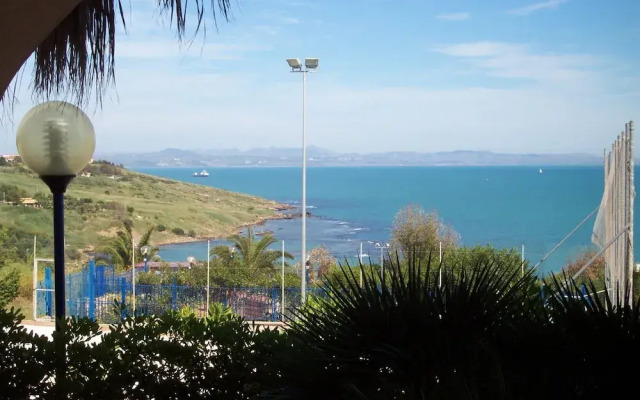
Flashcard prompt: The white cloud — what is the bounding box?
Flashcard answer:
[281,17,300,25]
[255,25,279,36]
[1,64,637,156]
[508,0,569,16]
[433,41,599,89]
[436,12,470,22]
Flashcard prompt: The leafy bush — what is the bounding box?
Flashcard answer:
[0,308,53,398]
[172,227,185,236]
[188,229,197,238]
[2,257,640,398]
[0,269,19,307]
[156,224,167,232]
[0,183,28,203]
[0,305,289,399]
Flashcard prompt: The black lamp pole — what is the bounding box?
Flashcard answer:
[41,174,75,395]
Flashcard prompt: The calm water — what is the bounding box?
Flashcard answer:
[133,166,631,275]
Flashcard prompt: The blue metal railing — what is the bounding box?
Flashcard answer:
[37,262,319,324]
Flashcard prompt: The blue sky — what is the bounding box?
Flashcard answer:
[1,0,639,154]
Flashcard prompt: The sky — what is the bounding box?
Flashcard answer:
[1,0,639,155]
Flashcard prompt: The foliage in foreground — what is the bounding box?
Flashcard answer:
[0,305,287,399]
[277,255,640,399]
[2,254,640,399]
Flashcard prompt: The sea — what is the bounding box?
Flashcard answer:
[132,166,633,276]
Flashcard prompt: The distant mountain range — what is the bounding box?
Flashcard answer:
[96,147,608,168]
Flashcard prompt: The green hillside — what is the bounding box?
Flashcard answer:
[0,161,286,264]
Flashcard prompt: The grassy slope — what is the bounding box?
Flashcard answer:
[0,165,285,258]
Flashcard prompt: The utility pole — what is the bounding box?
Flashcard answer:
[521,244,525,277]
[131,238,136,315]
[206,240,210,316]
[359,242,364,287]
[282,240,285,320]
[438,242,442,288]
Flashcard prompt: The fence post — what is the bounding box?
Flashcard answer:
[172,278,178,311]
[272,287,278,322]
[45,267,52,317]
[97,265,104,297]
[581,284,591,306]
[222,284,227,308]
[66,274,71,318]
[88,260,95,320]
[120,277,126,319]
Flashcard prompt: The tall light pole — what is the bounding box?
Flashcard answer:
[132,240,136,314]
[375,242,390,283]
[286,57,318,304]
[16,101,95,395]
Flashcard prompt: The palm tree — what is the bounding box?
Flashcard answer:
[210,227,293,270]
[0,1,233,105]
[103,220,158,267]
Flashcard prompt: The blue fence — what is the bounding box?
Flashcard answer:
[36,261,310,324]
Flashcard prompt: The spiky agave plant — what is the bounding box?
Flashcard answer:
[269,252,542,400]
[537,273,640,399]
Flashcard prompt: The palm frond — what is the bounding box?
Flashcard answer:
[29,0,232,105]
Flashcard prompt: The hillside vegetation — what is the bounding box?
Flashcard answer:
[0,161,286,264]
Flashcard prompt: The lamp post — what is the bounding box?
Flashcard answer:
[16,101,95,394]
[140,245,151,273]
[375,242,390,283]
[287,57,318,304]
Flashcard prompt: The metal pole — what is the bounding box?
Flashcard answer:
[132,239,136,314]
[52,191,67,392]
[532,206,599,271]
[380,245,384,284]
[206,240,210,316]
[32,235,37,320]
[438,241,442,288]
[359,242,363,287]
[282,240,285,320]
[521,244,525,277]
[573,223,631,280]
[301,70,307,304]
[628,121,634,306]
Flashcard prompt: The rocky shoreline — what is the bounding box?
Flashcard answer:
[155,203,298,246]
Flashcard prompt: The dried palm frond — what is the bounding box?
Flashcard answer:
[31,0,231,105]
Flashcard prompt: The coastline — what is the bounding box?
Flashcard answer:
[154,205,296,246]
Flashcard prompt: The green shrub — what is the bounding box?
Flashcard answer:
[0,306,288,398]
[171,227,185,236]
[207,302,234,323]
[156,224,167,232]
[0,269,19,307]
[188,229,196,238]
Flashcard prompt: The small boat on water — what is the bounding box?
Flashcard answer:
[193,170,210,177]
[539,168,543,174]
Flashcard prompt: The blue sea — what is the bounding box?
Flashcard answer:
[133,166,631,275]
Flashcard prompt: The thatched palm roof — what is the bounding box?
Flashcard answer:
[0,0,231,106]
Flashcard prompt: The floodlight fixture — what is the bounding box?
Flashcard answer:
[305,58,319,69]
[287,58,302,70]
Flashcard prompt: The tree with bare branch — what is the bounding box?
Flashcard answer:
[308,245,335,284]
[390,204,459,262]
